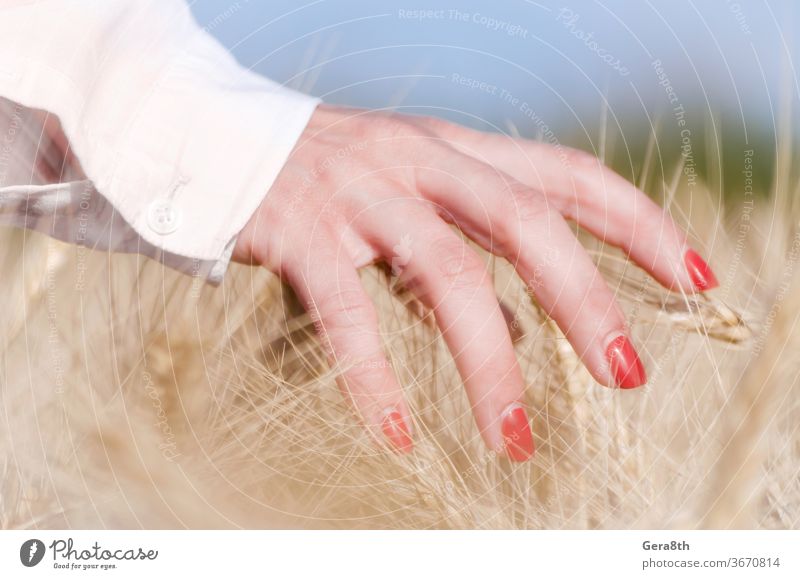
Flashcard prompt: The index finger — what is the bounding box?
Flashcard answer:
[424,120,719,293]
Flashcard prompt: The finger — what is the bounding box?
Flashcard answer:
[424,120,719,292]
[415,157,646,390]
[284,228,413,454]
[358,204,534,461]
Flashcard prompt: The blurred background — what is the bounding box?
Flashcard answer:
[189,0,799,197]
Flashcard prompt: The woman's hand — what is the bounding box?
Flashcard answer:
[232,104,718,462]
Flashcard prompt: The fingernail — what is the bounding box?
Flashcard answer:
[606,334,647,388]
[381,409,413,454]
[684,249,719,291]
[501,403,534,462]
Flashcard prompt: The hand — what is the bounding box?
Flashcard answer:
[232,104,718,461]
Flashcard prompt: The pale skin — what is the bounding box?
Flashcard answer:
[231,104,717,460]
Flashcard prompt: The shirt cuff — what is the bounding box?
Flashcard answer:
[104,56,322,275]
[0,0,321,287]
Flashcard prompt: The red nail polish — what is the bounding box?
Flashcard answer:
[606,335,647,388]
[381,410,413,454]
[684,249,719,291]
[501,404,534,462]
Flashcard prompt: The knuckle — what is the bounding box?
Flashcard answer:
[314,285,377,331]
[417,114,449,132]
[341,361,389,393]
[430,236,489,291]
[510,185,549,224]
[563,146,601,170]
[490,185,550,255]
[414,115,461,139]
[371,115,422,141]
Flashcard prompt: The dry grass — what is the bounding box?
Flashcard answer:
[1,153,798,529]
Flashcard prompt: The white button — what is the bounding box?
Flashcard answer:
[146,199,182,235]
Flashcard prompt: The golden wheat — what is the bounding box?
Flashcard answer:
[0,158,797,529]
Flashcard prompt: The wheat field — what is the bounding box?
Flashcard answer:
[1,128,798,530]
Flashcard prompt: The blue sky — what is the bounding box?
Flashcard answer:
[189,0,798,142]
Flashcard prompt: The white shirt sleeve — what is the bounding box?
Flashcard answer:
[0,0,320,285]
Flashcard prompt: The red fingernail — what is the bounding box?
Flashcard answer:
[501,404,534,462]
[381,410,413,454]
[606,335,647,389]
[684,249,719,291]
